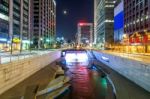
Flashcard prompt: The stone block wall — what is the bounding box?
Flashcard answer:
[0,51,61,94]
[93,51,150,92]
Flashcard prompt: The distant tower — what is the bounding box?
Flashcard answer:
[77,23,93,46]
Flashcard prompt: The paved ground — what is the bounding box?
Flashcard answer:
[0,50,55,64]
[94,60,150,99]
[0,61,58,99]
[102,50,150,64]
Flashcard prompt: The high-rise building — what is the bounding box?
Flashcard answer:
[77,22,93,46]
[32,0,56,49]
[124,0,150,52]
[0,0,9,51]
[0,0,31,51]
[94,0,116,49]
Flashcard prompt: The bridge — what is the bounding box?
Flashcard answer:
[0,49,150,99]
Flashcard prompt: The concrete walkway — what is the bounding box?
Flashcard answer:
[101,50,150,64]
[94,60,150,99]
[0,50,55,64]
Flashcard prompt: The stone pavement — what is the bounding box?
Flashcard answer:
[94,60,150,99]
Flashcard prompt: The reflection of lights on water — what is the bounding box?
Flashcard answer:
[101,78,107,87]
[100,78,108,96]
[65,52,89,65]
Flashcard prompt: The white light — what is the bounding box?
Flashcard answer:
[76,53,88,62]
[0,38,7,42]
[101,56,109,62]
[63,10,67,15]
[105,5,114,7]
[105,20,114,23]
[136,19,139,23]
[0,13,9,21]
[65,52,88,63]
[65,53,77,62]
[146,15,148,19]
[22,40,30,44]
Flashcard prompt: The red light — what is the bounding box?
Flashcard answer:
[79,23,84,26]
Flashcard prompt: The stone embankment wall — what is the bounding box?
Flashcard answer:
[0,51,61,94]
[93,51,150,92]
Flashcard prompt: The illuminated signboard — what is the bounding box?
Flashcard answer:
[13,38,21,43]
[0,13,9,21]
[114,1,124,30]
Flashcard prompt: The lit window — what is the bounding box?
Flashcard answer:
[0,13,9,21]
[105,20,114,23]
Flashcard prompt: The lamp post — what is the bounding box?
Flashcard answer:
[10,37,13,54]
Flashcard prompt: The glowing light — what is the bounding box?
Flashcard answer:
[76,53,88,62]
[22,40,30,44]
[46,39,50,42]
[101,56,109,62]
[65,52,88,63]
[63,10,67,15]
[101,78,107,89]
[0,13,9,21]
[65,53,77,62]
[79,23,85,26]
[0,38,7,42]
[13,38,21,43]
[40,38,43,41]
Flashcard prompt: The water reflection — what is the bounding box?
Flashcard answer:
[56,52,113,99]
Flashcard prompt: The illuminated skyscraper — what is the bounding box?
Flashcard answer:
[94,0,116,49]
[77,23,93,46]
[32,0,56,49]
[124,0,150,53]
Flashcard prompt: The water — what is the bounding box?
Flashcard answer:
[56,52,113,99]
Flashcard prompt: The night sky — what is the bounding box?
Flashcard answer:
[56,0,94,40]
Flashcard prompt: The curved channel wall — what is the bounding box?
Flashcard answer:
[93,51,150,92]
[0,51,61,95]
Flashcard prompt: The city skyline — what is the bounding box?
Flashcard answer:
[0,0,150,99]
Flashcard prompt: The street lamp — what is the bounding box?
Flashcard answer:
[40,38,43,41]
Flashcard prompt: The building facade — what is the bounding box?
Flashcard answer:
[32,0,56,49]
[0,0,9,51]
[124,0,150,52]
[0,0,31,51]
[94,0,116,49]
[77,23,93,47]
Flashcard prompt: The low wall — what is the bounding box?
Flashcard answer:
[93,51,150,92]
[0,51,61,94]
